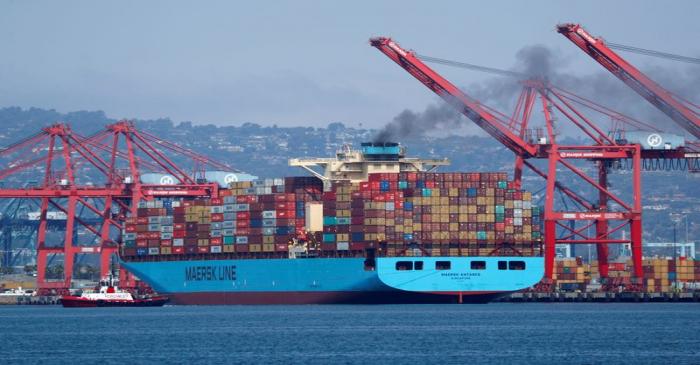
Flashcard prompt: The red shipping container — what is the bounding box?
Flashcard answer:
[236,228,250,236]
[136,217,148,224]
[183,201,193,207]
[275,202,290,210]
[210,237,222,245]
[235,244,249,253]
[274,194,288,202]
[136,239,148,247]
[359,182,371,191]
[370,181,380,190]
[173,230,186,238]
[125,225,136,233]
[173,246,184,254]
[351,242,366,250]
[219,190,232,196]
[275,244,289,252]
[236,220,250,228]
[211,198,222,205]
[146,232,160,239]
[197,246,209,253]
[211,213,224,222]
[160,239,172,246]
[236,211,250,220]
[277,210,296,219]
[174,223,185,230]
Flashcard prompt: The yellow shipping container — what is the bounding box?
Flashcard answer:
[249,244,262,252]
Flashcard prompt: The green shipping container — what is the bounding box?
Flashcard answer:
[323,216,337,225]
[323,233,336,242]
[223,236,235,245]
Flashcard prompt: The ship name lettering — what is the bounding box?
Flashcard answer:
[185,265,237,281]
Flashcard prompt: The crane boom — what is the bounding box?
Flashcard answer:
[557,23,700,139]
[370,37,537,157]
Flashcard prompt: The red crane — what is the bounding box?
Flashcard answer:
[369,37,670,287]
[557,23,700,140]
[0,120,225,295]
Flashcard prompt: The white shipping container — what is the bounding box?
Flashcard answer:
[305,202,323,232]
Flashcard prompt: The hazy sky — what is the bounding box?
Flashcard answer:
[0,0,698,129]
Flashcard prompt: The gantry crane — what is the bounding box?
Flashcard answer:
[557,23,700,140]
[0,121,228,295]
[370,36,699,287]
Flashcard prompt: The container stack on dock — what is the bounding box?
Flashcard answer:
[121,172,542,258]
[547,258,700,291]
[641,258,700,292]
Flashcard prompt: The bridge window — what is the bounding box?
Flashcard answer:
[498,261,507,270]
[509,261,526,270]
[470,261,486,270]
[414,261,424,270]
[435,261,451,270]
[396,261,413,271]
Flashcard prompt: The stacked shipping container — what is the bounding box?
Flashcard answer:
[548,258,700,291]
[122,172,543,258]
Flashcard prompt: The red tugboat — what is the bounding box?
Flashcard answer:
[61,275,168,307]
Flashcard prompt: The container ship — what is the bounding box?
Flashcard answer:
[119,143,544,304]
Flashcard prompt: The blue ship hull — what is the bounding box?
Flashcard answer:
[120,256,543,304]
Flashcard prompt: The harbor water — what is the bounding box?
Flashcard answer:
[0,303,698,364]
